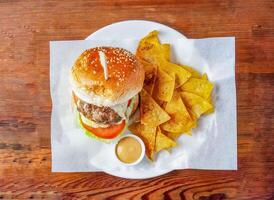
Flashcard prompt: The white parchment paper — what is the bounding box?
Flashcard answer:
[50,37,237,176]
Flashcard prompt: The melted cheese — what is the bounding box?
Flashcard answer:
[80,113,123,128]
[111,94,138,119]
[78,95,138,128]
[111,101,128,119]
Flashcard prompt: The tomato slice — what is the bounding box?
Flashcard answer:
[72,91,78,105]
[80,116,126,139]
[127,99,132,107]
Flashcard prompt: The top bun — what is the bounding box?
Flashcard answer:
[70,47,144,106]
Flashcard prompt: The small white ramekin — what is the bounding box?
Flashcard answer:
[114,134,145,166]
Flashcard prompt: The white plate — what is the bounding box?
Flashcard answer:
[85,20,188,179]
[51,20,236,179]
[86,20,186,40]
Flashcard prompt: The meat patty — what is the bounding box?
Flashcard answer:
[77,98,122,125]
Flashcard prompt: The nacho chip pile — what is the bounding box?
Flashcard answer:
[128,31,214,160]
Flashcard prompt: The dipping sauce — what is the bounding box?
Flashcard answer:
[116,136,142,164]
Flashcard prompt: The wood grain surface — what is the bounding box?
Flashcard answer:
[0,0,273,199]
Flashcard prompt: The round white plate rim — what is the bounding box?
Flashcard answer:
[85,20,185,179]
[86,20,186,40]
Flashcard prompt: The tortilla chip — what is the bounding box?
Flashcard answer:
[139,59,157,95]
[161,43,171,61]
[181,77,214,99]
[136,30,162,63]
[134,30,216,160]
[128,122,156,160]
[181,91,213,118]
[202,73,208,80]
[153,69,175,102]
[161,61,191,88]
[161,91,196,133]
[180,65,202,78]
[201,73,215,114]
[155,127,176,153]
[204,103,214,114]
[136,31,191,88]
[140,89,171,127]
[160,62,191,88]
[137,31,172,64]
[164,131,183,140]
[205,95,215,114]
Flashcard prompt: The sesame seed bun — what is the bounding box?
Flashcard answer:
[70,47,144,106]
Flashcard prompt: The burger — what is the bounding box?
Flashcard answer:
[70,47,144,140]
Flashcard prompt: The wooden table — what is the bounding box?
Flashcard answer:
[0,1,273,199]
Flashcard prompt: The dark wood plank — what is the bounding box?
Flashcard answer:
[0,0,273,199]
